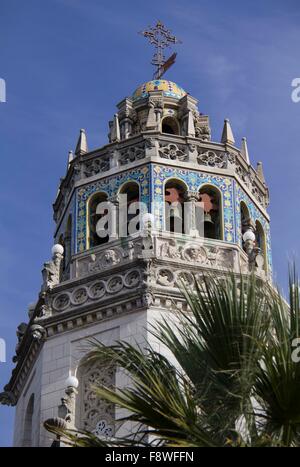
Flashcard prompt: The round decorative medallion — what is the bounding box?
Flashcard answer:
[106,276,123,293]
[89,281,106,299]
[52,293,70,311]
[71,287,88,305]
[124,270,140,288]
[157,268,175,286]
[176,271,194,287]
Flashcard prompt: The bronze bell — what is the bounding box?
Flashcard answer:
[204,212,214,224]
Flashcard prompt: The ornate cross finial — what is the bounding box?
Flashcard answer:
[139,20,182,79]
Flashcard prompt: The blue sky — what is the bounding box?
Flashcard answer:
[0,0,300,446]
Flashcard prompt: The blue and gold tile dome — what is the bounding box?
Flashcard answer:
[132,80,187,101]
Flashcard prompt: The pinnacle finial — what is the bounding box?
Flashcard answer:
[68,150,74,166]
[139,21,182,79]
[221,118,235,145]
[75,129,88,156]
[257,162,266,184]
[241,137,250,164]
[110,114,120,142]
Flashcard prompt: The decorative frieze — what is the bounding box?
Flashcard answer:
[158,142,187,161]
[83,157,110,177]
[51,268,142,313]
[119,143,146,165]
[197,150,234,169]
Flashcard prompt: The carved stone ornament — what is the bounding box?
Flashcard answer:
[193,111,211,141]
[176,271,194,287]
[158,143,187,161]
[124,270,141,288]
[88,249,121,273]
[88,281,106,299]
[106,276,123,293]
[83,157,110,178]
[182,244,208,263]
[157,268,175,286]
[78,361,115,433]
[30,324,46,342]
[93,420,114,440]
[16,322,28,344]
[197,150,233,169]
[52,293,70,312]
[0,391,17,406]
[71,287,88,306]
[159,239,181,259]
[142,291,155,307]
[41,249,63,292]
[119,144,146,165]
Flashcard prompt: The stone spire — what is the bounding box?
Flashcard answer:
[241,137,250,164]
[75,129,88,156]
[257,162,266,184]
[221,118,235,145]
[111,114,120,142]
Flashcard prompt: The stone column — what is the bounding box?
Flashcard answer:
[109,195,120,241]
[185,191,200,237]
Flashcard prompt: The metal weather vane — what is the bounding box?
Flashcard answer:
[139,21,182,80]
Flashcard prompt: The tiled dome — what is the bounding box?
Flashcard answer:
[132,80,186,101]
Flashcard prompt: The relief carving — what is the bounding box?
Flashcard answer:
[52,268,142,312]
[83,157,110,178]
[157,268,175,286]
[52,293,70,312]
[71,287,88,305]
[119,144,146,165]
[88,281,106,299]
[78,361,115,433]
[159,238,181,259]
[88,249,121,274]
[182,244,208,263]
[158,143,187,161]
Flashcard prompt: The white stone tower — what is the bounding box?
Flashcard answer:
[0,22,272,446]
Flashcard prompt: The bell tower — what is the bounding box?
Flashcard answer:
[0,22,272,446]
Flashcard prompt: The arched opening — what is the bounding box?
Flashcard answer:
[162,117,180,135]
[198,185,222,240]
[255,220,267,271]
[58,234,65,276]
[164,179,187,234]
[64,215,72,278]
[22,394,34,447]
[119,182,140,237]
[88,192,109,248]
[240,202,250,236]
